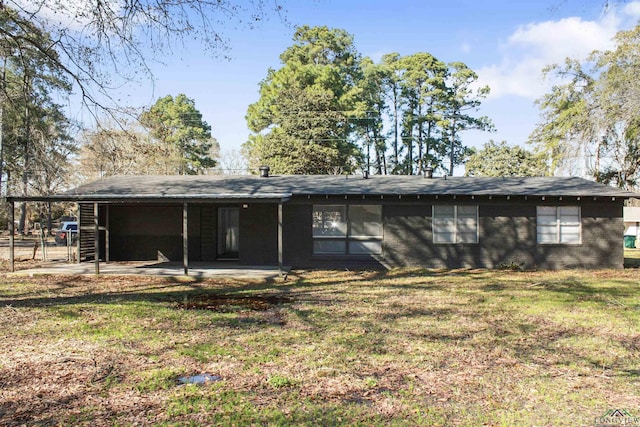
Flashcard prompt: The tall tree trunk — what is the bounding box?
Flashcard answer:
[365,127,371,175]
[19,129,29,234]
[0,57,6,197]
[449,114,457,176]
[425,103,434,167]
[375,104,386,175]
[407,128,413,175]
[18,78,31,234]
[373,123,383,175]
[417,103,423,175]
[392,88,399,172]
[594,138,602,182]
[0,101,4,198]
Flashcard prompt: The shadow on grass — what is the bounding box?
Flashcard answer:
[0,275,292,310]
[528,277,637,300]
[624,248,640,268]
[624,257,640,268]
[480,276,638,303]
[1,267,637,310]
[619,369,640,377]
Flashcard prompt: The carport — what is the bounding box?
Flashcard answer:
[6,188,291,276]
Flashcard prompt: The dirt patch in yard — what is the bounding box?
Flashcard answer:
[176,294,293,311]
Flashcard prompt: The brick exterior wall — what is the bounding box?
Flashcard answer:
[102,197,625,270]
[108,204,184,261]
[281,197,625,270]
[282,204,313,267]
[239,204,279,265]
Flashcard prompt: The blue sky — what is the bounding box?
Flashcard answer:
[71,0,640,170]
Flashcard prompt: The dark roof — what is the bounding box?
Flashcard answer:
[7,174,639,202]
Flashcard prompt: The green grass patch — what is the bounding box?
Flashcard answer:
[266,374,295,389]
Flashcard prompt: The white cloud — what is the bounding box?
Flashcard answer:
[460,42,471,54]
[508,17,617,60]
[477,3,640,100]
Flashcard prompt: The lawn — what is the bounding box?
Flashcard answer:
[0,267,639,426]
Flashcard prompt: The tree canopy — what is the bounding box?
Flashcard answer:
[245,26,361,174]
[465,140,548,177]
[0,0,280,209]
[78,121,157,180]
[244,26,493,176]
[139,94,218,175]
[80,95,220,177]
[0,13,73,229]
[529,23,640,189]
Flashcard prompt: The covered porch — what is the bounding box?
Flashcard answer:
[5,192,292,276]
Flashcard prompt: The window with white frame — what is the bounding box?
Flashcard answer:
[312,205,382,255]
[536,206,581,244]
[432,205,478,244]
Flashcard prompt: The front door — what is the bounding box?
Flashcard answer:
[217,207,239,259]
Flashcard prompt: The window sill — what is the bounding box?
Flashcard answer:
[432,242,479,245]
[537,243,582,246]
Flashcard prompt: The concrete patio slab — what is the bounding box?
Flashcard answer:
[8,261,290,280]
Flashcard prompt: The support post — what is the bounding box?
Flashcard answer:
[278,202,283,276]
[183,202,188,275]
[105,205,110,263]
[94,202,99,275]
[9,200,14,272]
[76,203,81,264]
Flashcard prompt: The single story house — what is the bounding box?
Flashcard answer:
[6,171,639,272]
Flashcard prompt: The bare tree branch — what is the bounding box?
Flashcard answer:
[3,0,286,116]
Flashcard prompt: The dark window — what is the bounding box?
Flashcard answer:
[312,205,382,255]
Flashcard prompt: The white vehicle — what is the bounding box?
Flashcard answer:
[55,221,78,245]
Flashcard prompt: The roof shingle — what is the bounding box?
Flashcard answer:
[8,174,639,202]
[67,175,633,197]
